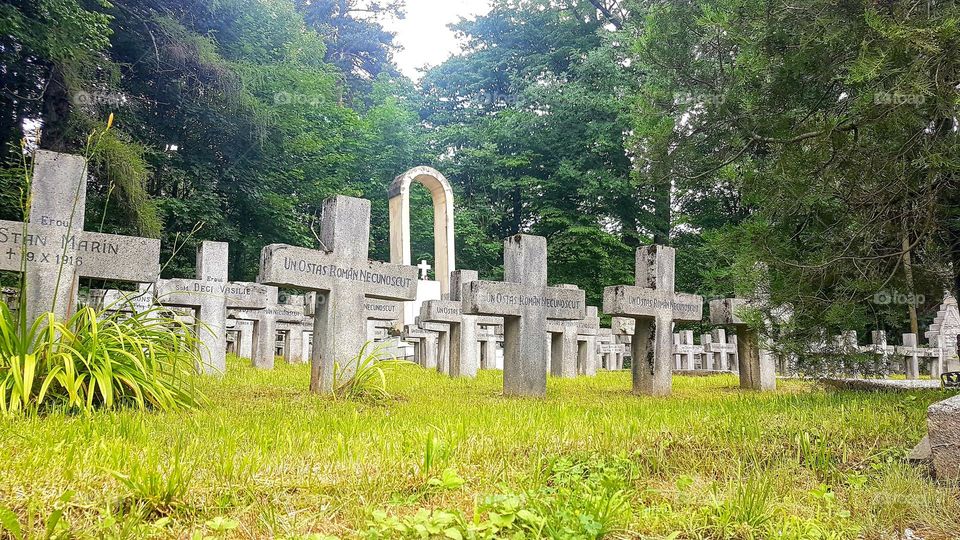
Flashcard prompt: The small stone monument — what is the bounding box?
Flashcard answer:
[925,293,960,373]
[157,241,272,373]
[462,234,586,397]
[258,195,418,393]
[603,245,703,396]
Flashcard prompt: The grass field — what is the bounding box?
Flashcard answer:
[1,356,958,539]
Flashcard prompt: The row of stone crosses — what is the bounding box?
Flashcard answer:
[3,151,956,397]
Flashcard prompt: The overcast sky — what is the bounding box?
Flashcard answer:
[383,0,492,80]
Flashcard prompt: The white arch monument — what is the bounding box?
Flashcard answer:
[388,166,456,325]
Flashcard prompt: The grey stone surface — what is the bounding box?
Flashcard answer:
[928,394,960,479]
[156,241,231,374]
[577,306,601,376]
[710,298,776,391]
[820,378,942,391]
[420,319,451,373]
[420,269,482,378]
[463,235,586,397]
[0,151,161,325]
[908,435,931,464]
[603,245,703,396]
[925,294,960,373]
[705,328,738,372]
[258,196,418,393]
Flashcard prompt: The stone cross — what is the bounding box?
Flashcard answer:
[157,241,273,373]
[417,259,432,281]
[229,292,312,370]
[401,323,432,366]
[604,245,703,396]
[258,196,418,393]
[704,328,737,371]
[478,323,503,370]
[673,330,704,370]
[420,270,484,377]
[462,234,586,397]
[710,298,776,390]
[545,286,589,378]
[860,330,895,375]
[419,318,451,372]
[897,333,942,379]
[576,306,601,376]
[0,150,160,325]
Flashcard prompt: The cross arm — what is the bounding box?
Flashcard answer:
[258,244,417,301]
[603,286,702,321]
[421,299,462,323]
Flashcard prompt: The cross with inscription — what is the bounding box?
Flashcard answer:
[462,234,586,397]
[0,150,160,324]
[421,270,497,378]
[603,245,703,396]
[157,241,274,374]
[258,195,418,394]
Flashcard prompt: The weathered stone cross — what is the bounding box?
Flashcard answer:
[710,297,776,390]
[0,150,160,324]
[157,241,274,373]
[462,234,585,397]
[420,270,502,378]
[603,245,703,396]
[258,195,418,394]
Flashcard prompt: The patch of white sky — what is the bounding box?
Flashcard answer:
[381,0,492,80]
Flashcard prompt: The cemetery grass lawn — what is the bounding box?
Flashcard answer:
[1,357,959,539]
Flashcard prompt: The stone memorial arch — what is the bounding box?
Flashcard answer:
[388,167,456,296]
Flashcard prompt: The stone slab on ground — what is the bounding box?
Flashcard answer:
[674,369,736,377]
[820,378,943,391]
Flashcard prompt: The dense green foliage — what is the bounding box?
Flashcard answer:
[2,0,958,341]
[0,304,203,413]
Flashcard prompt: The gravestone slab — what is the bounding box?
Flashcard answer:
[928,393,960,479]
[462,235,586,396]
[258,196,418,393]
[603,246,703,396]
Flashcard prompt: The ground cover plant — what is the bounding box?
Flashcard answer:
[0,357,957,539]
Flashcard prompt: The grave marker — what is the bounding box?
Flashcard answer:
[258,196,418,393]
[420,270,483,377]
[462,235,585,396]
[157,242,273,373]
[603,246,703,396]
[0,151,161,324]
[710,298,776,390]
